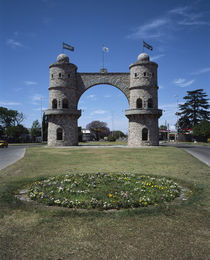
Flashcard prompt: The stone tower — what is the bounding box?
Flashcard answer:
[125,53,162,146]
[45,52,162,146]
[45,54,81,146]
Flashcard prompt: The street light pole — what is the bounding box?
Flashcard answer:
[41,97,43,143]
[174,95,179,141]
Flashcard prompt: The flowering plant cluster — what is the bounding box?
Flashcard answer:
[27,173,181,210]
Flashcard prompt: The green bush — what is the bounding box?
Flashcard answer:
[108,136,116,142]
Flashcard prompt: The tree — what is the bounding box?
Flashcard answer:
[193,120,210,142]
[176,116,191,131]
[78,126,83,142]
[0,125,5,138]
[176,89,209,131]
[0,107,25,141]
[6,124,29,143]
[42,113,48,142]
[31,120,41,141]
[86,121,110,140]
[0,107,24,128]
[159,125,167,130]
[108,130,126,141]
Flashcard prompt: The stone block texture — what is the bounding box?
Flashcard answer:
[126,114,159,146]
[46,52,162,147]
[76,73,130,102]
[47,114,80,146]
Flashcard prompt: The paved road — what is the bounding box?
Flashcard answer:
[162,143,210,166]
[0,145,26,170]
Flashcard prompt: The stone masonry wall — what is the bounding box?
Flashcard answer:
[127,115,159,146]
[46,53,162,147]
[129,87,158,109]
[76,73,130,104]
[49,63,77,88]
[49,88,77,109]
[129,63,157,88]
[48,114,78,146]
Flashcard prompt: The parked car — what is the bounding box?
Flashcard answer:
[0,140,8,148]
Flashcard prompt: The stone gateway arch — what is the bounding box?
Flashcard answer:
[45,52,162,146]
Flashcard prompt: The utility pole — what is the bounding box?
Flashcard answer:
[174,95,179,141]
[111,111,114,136]
[41,97,43,143]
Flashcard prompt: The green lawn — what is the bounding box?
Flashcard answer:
[0,146,209,259]
[79,141,127,146]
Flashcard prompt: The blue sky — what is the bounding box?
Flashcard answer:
[0,0,210,133]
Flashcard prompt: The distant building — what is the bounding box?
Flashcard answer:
[81,129,91,142]
[178,129,193,142]
[159,129,177,141]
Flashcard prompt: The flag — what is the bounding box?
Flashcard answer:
[143,41,153,51]
[63,42,74,51]
[103,46,109,52]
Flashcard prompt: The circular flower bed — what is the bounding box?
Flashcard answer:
[27,173,182,210]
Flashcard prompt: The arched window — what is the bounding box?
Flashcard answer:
[136,98,142,109]
[62,99,69,109]
[148,98,153,108]
[142,128,148,141]
[52,99,57,109]
[143,72,147,76]
[57,128,63,140]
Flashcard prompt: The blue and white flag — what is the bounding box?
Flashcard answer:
[103,46,109,52]
[63,42,74,51]
[143,41,153,51]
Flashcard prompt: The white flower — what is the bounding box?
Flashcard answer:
[58,186,64,192]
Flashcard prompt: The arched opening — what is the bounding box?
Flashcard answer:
[78,84,129,142]
[62,98,69,109]
[136,98,142,109]
[148,98,153,108]
[57,128,63,140]
[52,99,57,109]
[142,128,148,141]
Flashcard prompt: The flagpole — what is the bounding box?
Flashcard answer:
[142,40,144,52]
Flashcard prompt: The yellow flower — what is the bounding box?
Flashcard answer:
[108,193,113,198]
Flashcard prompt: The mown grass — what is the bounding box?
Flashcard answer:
[79,141,127,146]
[0,146,210,259]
